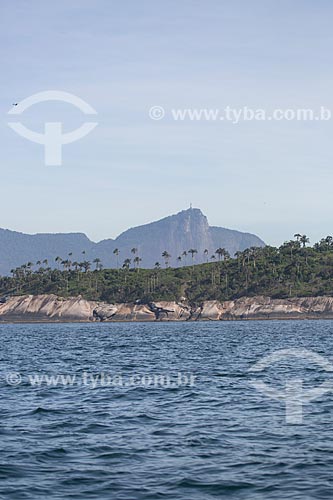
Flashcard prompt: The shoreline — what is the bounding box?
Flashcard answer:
[1,317,333,325]
[1,294,333,323]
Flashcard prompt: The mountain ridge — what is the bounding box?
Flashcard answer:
[0,208,265,274]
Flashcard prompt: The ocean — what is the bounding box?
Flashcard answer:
[1,321,333,499]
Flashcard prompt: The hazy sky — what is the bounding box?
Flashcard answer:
[1,0,333,245]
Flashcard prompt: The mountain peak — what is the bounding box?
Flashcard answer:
[112,208,264,267]
[169,207,209,227]
[176,207,205,216]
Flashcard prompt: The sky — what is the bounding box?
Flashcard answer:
[1,0,333,246]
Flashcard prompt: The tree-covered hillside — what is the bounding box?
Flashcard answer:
[1,235,333,304]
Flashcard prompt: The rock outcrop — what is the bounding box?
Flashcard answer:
[0,294,97,322]
[92,301,192,322]
[1,294,333,323]
[197,296,333,320]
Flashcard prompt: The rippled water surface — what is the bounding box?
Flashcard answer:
[1,321,333,499]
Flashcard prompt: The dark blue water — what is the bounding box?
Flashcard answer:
[1,321,333,499]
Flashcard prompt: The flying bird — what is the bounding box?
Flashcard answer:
[12,103,18,106]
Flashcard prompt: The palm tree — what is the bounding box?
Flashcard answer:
[162,251,171,268]
[249,247,259,268]
[294,233,302,242]
[130,248,138,269]
[93,258,101,270]
[113,248,120,269]
[72,261,80,282]
[204,249,209,263]
[154,262,161,269]
[283,240,298,258]
[82,261,91,272]
[122,258,131,270]
[24,262,33,277]
[134,256,141,271]
[215,248,225,262]
[300,235,309,248]
[188,249,198,268]
[177,256,182,266]
[235,251,242,269]
[43,259,48,267]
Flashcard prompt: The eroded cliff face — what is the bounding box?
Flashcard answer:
[1,294,333,323]
[0,295,192,322]
[0,295,98,322]
[198,296,333,320]
[93,301,192,322]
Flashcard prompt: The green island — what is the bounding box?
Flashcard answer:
[1,234,333,305]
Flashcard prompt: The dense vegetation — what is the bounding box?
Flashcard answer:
[1,235,333,304]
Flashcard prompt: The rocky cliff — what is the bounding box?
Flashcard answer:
[1,295,333,322]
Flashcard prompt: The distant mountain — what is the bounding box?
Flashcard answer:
[0,229,95,276]
[0,208,265,274]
